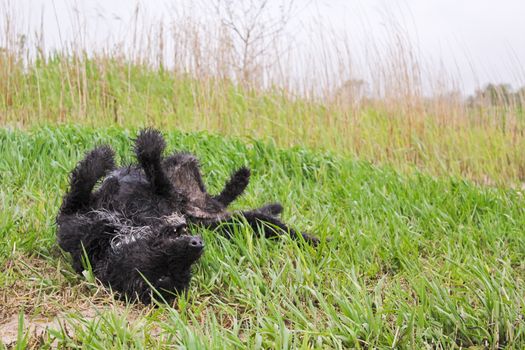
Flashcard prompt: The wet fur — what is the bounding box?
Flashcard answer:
[56,129,319,303]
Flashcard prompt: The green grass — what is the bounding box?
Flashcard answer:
[1,126,525,348]
[2,55,525,185]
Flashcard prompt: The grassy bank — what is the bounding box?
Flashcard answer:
[1,126,525,348]
[1,55,525,186]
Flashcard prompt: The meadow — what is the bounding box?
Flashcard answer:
[1,126,525,348]
[2,2,525,348]
[2,55,525,187]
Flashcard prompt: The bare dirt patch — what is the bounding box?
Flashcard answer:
[0,254,151,346]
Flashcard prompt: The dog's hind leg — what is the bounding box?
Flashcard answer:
[213,167,251,207]
[239,210,319,246]
[60,146,115,215]
[202,209,319,246]
[255,202,283,217]
[134,129,173,195]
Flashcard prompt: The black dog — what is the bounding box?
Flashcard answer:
[56,129,319,303]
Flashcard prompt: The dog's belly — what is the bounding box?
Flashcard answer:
[107,167,147,185]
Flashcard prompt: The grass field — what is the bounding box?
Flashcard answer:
[1,55,525,186]
[1,126,525,348]
[2,3,525,348]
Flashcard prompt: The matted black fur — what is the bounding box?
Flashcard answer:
[56,129,319,304]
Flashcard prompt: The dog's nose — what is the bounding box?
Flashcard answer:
[189,237,204,250]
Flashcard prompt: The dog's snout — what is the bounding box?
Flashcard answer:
[189,236,204,249]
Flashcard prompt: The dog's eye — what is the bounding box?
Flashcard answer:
[174,224,188,235]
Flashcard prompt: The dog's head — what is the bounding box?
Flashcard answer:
[103,230,204,304]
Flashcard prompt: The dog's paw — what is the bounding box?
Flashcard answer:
[80,145,115,179]
[301,232,321,247]
[134,128,166,163]
[232,166,251,185]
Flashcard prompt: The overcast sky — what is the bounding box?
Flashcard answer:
[5,0,525,94]
[315,0,525,93]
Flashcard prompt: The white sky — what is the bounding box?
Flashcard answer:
[4,0,525,94]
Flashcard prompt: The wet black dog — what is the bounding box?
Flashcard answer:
[56,129,319,303]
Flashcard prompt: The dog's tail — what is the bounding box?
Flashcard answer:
[214,167,251,207]
[60,146,115,215]
[134,128,173,195]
